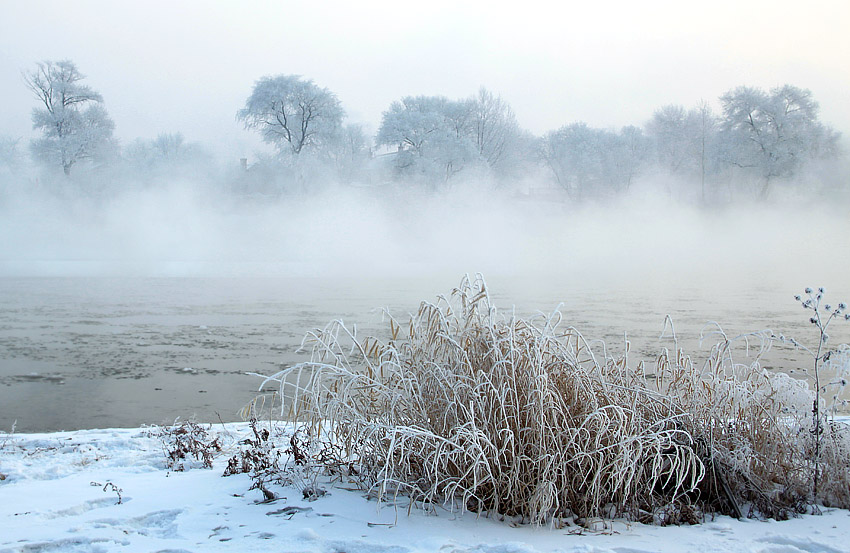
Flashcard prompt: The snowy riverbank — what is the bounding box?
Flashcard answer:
[1,423,848,553]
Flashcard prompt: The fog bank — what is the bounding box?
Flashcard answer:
[1,174,848,299]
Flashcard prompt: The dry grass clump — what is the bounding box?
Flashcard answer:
[151,419,222,471]
[655,334,810,518]
[258,275,850,525]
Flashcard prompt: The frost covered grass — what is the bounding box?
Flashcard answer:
[259,275,850,526]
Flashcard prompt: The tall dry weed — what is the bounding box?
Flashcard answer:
[257,275,850,524]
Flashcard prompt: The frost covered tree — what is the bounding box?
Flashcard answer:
[540,123,636,199]
[325,123,371,181]
[0,136,24,175]
[123,132,212,177]
[24,60,115,175]
[377,89,529,184]
[237,75,344,156]
[376,95,477,183]
[646,102,720,200]
[719,85,839,198]
[616,125,651,191]
[469,87,523,172]
[646,105,695,175]
[151,132,188,160]
[690,101,718,202]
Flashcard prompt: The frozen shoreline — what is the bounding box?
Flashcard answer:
[1,422,848,553]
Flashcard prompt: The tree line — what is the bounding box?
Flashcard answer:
[3,60,842,201]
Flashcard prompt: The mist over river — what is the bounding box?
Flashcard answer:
[2,273,849,432]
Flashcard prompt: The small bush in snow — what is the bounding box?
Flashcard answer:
[223,417,283,502]
[152,419,222,471]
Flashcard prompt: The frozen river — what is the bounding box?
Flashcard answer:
[2,274,849,432]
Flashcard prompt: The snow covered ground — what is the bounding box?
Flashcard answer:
[1,423,848,553]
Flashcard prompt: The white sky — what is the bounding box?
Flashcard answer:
[1,0,848,157]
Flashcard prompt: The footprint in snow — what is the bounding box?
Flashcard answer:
[88,509,183,539]
[755,535,845,553]
[44,497,122,519]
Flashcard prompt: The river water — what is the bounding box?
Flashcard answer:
[2,274,849,432]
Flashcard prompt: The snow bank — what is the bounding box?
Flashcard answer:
[1,423,849,553]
